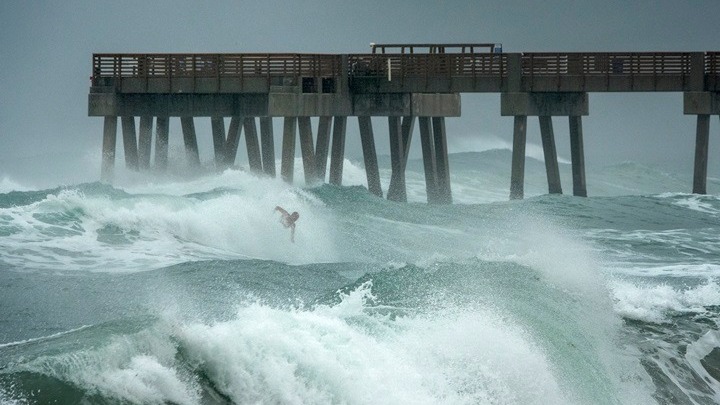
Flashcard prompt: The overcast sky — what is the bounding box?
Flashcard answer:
[2,0,720,187]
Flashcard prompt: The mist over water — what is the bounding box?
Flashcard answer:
[0,149,719,404]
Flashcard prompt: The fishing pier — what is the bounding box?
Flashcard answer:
[88,44,720,202]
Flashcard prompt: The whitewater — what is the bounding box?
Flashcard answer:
[1,149,719,404]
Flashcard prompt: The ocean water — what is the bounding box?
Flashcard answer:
[0,150,719,404]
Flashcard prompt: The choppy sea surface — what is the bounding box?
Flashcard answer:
[1,150,719,404]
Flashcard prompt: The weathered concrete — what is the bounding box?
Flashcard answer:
[243,118,263,173]
[281,117,297,183]
[89,93,269,117]
[353,93,460,117]
[419,117,438,203]
[101,116,117,182]
[138,116,153,170]
[432,117,452,204]
[298,117,317,185]
[180,117,201,168]
[121,116,139,171]
[269,93,352,117]
[211,117,227,169]
[225,116,242,167]
[329,116,347,186]
[155,117,169,171]
[693,114,710,194]
[539,116,562,194]
[358,116,383,197]
[569,116,587,197]
[314,117,332,181]
[509,115,527,200]
[260,117,276,176]
[501,93,589,117]
[684,92,720,114]
[387,116,407,202]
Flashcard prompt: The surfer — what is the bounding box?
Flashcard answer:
[274,206,299,243]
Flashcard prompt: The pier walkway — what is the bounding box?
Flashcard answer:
[89,45,720,202]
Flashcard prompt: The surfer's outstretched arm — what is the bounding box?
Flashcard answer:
[275,206,289,216]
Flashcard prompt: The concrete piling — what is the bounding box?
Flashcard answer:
[260,117,276,177]
[419,117,438,203]
[281,117,297,183]
[121,116,139,171]
[243,117,263,173]
[387,116,406,202]
[154,117,169,171]
[211,117,227,169]
[329,116,347,186]
[358,116,383,197]
[569,116,587,197]
[101,116,117,182]
[314,117,332,182]
[692,114,710,194]
[509,115,527,200]
[225,116,242,167]
[432,117,452,204]
[138,116,153,170]
[538,116,562,194]
[180,117,201,168]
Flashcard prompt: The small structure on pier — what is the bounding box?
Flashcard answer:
[89,45,720,201]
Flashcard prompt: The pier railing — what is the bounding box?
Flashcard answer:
[91,52,720,91]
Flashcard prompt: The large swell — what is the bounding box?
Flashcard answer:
[0,151,719,404]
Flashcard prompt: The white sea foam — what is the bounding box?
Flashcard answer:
[610,279,720,323]
[175,282,571,404]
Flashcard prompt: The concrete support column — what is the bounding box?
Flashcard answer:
[243,117,263,173]
[358,116,383,197]
[180,117,201,168]
[211,117,227,169]
[538,116,562,194]
[509,115,527,200]
[387,116,406,202]
[329,116,347,186]
[225,116,242,167]
[121,116,139,171]
[298,117,317,185]
[154,117,169,172]
[314,116,332,182]
[569,116,587,197]
[401,116,416,168]
[419,117,438,203]
[432,117,452,204]
[138,116,153,171]
[101,116,117,182]
[260,117,276,177]
[693,114,710,194]
[281,117,297,183]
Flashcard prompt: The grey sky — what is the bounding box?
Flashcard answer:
[1,0,720,187]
